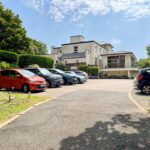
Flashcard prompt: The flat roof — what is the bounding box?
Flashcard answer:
[62,40,113,48]
[101,51,137,60]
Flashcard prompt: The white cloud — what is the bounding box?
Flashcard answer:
[21,0,150,22]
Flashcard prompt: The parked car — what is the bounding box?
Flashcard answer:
[0,69,47,93]
[26,68,63,88]
[73,70,88,82]
[65,71,85,84]
[48,69,76,85]
[135,68,150,95]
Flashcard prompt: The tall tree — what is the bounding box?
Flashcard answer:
[28,38,48,55]
[146,45,150,57]
[0,3,29,53]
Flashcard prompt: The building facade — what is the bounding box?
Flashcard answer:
[50,35,113,70]
[100,51,138,78]
[50,35,138,78]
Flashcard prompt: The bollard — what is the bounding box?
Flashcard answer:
[8,92,11,102]
[28,91,31,99]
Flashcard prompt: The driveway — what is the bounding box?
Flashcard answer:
[0,79,149,150]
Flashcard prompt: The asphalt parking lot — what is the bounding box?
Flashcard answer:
[0,79,150,150]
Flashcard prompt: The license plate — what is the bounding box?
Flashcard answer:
[40,84,46,88]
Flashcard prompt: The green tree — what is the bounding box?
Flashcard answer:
[146,45,150,57]
[0,3,30,53]
[138,58,150,68]
[55,62,66,71]
[28,38,48,55]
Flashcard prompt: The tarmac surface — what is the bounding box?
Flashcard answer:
[0,79,149,150]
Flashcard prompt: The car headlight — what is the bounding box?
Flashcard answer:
[29,79,36,83]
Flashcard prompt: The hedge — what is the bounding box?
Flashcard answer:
[79,64,88,73]
[18,54,54,68]
[0,50,18,64]
[88,66,99,76]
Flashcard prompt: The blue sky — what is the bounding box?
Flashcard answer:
[1,0,150,59]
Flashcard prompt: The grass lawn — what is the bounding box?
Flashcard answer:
[0,91,49,124]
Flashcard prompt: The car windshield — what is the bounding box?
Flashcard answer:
[66,71,76,75]
[18,69,35,77]
[39,68,52,76]
[55,69,65,74]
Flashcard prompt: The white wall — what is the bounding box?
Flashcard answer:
[70,36,84,43]
[125,54,132,68]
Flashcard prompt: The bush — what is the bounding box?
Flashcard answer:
[28,64,40,68]
[0,50,18,64]
[9,63,19,69]
[18,54,54,68]
[0,61,10,69]
[88,66,99,76]
[55,62,66,71]
[79,64,88,73]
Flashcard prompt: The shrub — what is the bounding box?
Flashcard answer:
[18,54,54,68]
[88,66,99,76]
[79,64,88,73]
[55,62,66,71]
[9,63,19,69]
[28,64,40,68]
[0,61,10,69]
[0,50,18,64]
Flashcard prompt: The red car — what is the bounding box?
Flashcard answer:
[0,69,47,93]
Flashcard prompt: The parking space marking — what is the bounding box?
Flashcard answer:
[128,91,148,113]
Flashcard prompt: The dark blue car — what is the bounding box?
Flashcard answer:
[135,68,150,95]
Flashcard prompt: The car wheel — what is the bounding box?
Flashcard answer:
[46,81,51,88]
[141,85,150,95]
[22,84,29,93]
[77,78,81,84]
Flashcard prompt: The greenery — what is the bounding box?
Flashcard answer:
[138,58,150,68]
[55,62,66,71]
[0,3,29,53]
[18,54,54,68]
[0,91,48,124]
[0,61,10,69]
[146,45,150,58]
[88,66,99,76]
[0,3,48,55]
[79,64,88,73]
[28,38,48,55]
[0,50,18,64]
[28,64,40,68]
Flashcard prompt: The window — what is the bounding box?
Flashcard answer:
[0,70,9,76]
[74,46,78,52]
[107,55,125,68]
[146,70,150,75]
[9,71,18,78]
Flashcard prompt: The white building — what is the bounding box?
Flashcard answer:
[50,35,113,70]
[50,35,138,78]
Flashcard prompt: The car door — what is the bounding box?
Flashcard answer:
[9,70,24,90]
[0,70,10,88]
[146,69,150,84]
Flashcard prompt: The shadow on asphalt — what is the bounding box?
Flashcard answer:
[134,91,150,97]
[59,114,150,150]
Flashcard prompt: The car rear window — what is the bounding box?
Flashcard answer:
[146,69,150,75]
